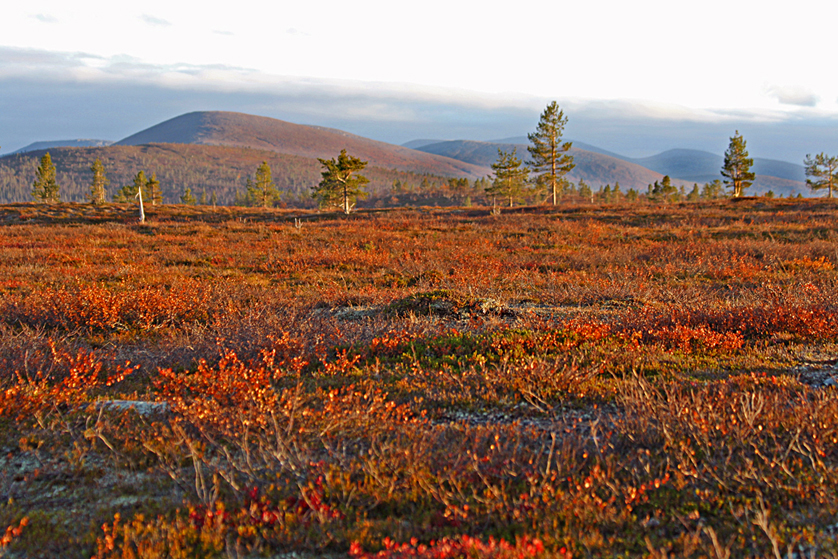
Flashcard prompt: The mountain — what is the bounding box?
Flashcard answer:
[631,149,806,184]
[13,139,113,154]
[414,139,809,196]
[489,136,628,160]
[117,111,488,179]
[401,139,443,150]
[414,139,680,190]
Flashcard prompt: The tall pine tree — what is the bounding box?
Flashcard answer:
[721,131,755,197]
[528,101,575,205]
[32,152,60,203]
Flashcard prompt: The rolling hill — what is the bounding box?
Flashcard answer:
[414,139,809,196]
[116,111,489,179]
[415,139,682,190]
[13,139,113,154]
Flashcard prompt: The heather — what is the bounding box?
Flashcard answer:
[0,199,837,558]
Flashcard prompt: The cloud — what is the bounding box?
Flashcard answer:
[140,14,172,27]
[213,30,234,36]
[766,85,819,107]
[4,46,838,163]
[31,14,58,23]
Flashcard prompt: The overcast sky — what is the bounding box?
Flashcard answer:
[2,0,838,162]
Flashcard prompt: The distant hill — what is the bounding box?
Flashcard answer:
[117,111,488,179]
[415,139,809,196]
[401,139,444,150]
[631,149,806,184]
[489,136,628,160]
[414,139,679,190]
[13,139,113,154]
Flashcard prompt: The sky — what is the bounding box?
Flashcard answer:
[2,0,838,162]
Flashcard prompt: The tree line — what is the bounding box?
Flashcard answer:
[26,107,838,210]
[482,107,837,208]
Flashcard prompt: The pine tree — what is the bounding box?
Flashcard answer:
[687,184,700,201]
[527,101,575,205]
[659,175,678,202]
[312,149,369,214]
[88,158,108,205]
[247,161,279,207]
[148,173,162,205]
[803,152,838,198]
[578,180,593,203]
[113,171,149,203]
[702,179,724,199]
[180,187,197,205]
[32,152,60,203]
[486,149,529,207]
[721,131,755,197]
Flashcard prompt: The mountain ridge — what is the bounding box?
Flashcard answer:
[13,139,113,154]
[412,139,808,196]
[116,111,490,179]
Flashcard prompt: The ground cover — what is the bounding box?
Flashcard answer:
[0,199,836,558]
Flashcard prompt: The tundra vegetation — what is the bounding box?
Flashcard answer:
[0,198,837,558]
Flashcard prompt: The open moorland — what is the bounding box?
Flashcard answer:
[0,199,837,558]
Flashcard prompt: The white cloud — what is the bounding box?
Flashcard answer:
[140,14,171,27]
[31,14,58,23]
[766,85,820,107]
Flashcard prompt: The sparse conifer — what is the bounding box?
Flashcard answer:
[721,131,755,197]
[528,101,575,205]
[804,152,838,198]
[486,148,529,207]
[32,152,60,203]
[313,149,369,214]
[88,158,108,205]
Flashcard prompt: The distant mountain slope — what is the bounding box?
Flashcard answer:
[0,143,466,205]
[401,139,443,150]
[489,136,628,160]
[631,149,806,183]
[416,139,809,195]
[13,139,112,154]
[117,111,489,179]
[414,140,674,190]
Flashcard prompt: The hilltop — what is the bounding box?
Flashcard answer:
[116,111,489,178]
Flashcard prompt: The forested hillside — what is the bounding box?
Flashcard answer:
[0,144,471,206]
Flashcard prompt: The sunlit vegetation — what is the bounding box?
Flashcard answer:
[0,199,837,557]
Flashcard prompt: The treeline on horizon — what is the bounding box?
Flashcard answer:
[6,98,836,208]
[0,144,480,208]
[0,145,779,211]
